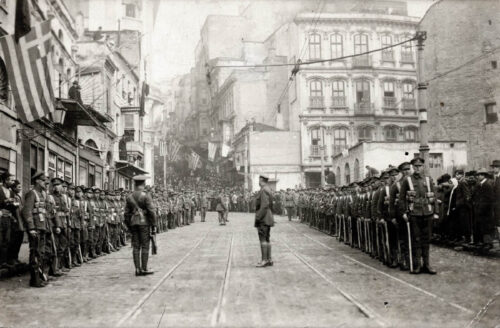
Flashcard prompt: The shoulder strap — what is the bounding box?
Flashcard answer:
[129,192,144,211]
[33,190,40,202]
[425,176,431,192]
[407,176,414,191]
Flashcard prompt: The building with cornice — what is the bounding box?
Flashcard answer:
[270,10,421,186]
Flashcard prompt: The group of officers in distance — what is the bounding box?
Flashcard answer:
[298,158,500,275]
[9,170,203,288]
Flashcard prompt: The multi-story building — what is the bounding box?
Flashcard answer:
[271,10,422,186]
[420,0,500,169]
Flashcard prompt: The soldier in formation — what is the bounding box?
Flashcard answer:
[297,158,500,274]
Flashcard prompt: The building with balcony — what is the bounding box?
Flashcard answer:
[272,9,421,187]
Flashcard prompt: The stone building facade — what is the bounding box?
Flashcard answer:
[419,0,500,169]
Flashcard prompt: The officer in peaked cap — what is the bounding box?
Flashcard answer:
[398,161,411,172]
[410,157,425,166]
[254,174,274,267]
[51,177,64,186]
[125,173,156,276]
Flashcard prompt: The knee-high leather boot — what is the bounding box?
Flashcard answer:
[141,249,154,275]
[133,249,142,276]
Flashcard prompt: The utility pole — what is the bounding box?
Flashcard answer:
[416,31,430,175]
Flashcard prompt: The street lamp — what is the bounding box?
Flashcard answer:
[52,105,67,125]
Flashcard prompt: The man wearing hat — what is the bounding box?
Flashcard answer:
[399,157,438,274]
[377,167,400,267]
[50,177,72,271]
[124,175,157,276]
[0,171,15,269]
[22,172,50,287]
[284,188,296,221]
[254,175,275,267]
[390,162,411,270]
[472,168,495,250]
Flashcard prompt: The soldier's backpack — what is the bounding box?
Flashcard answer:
[127,192,147,226]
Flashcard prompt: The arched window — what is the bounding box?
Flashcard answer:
[333,128,347,155]
[384,125,399,141]
[354,159,360,181]
[354,34,369,54]
[381,35,393,61]
[336,166,341,185]
[331,80,346,108]
[358,126,373,142]
[309,80,324,108]
[84,139,98,149]
[0,58,9,104]
[345,163,350,184]
[330,33,343,58]
[309,33,321,60]
[355,80,371,112]
[404,126,418,141]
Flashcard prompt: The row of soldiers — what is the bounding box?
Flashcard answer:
[298,158,500,274]
[299,158,443,274]
[7,171,188,288]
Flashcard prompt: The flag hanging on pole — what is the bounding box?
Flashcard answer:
[0,20,55,123]
[190,151,201,170]
[208,142,217,161]
[15,0,32,42]
[159,139,168,156]
[168,139,181,162]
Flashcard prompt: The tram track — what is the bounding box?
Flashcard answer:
[115,231,211,327]
[286,221,474,315]
[277,235,388,327]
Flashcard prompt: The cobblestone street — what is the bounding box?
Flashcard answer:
[0,212,498,328]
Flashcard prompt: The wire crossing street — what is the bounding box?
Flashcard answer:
[0,212,498,328]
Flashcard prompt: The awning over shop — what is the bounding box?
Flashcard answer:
[115,160,148,178]
[57,98,101,127]
[88,107,114,123]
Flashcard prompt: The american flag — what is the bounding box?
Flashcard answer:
[0,20,55,123]
[159,139,168,156]
[208,142,217,161]
[168,139,181,162]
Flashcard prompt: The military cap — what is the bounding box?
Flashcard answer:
[62,180,69,187]
[84,187,93,193]
[398,162,411,171]
[67,183,75,190]
[51,177,64,186]
[133,174,149,182]
[259,174,269,182]
[92,186,101,193]
[465,170,477,177]
[490,160,500,167]
[454,169,464,175]
[75,185,83,192]
[105,190,114,196]
[32,171,46,182]
[410,157,425,165]
[476,168,490,175]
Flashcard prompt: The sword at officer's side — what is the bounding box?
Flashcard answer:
[384,220,391,264]
[407,221,413,272]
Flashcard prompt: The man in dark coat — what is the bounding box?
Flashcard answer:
[472,168,496,249]
[124,175,157,276]
[254,175,275,267]
[491,160,500,231]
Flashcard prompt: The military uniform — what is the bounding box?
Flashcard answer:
[254,175,274,267]
[399,158,437,274]
[124,175,157,276]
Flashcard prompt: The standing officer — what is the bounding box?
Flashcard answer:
[200,191,208,222]
[390,162,411,270]
[254,175,274,267]
[22,172,49,287]
[284,189,296,221]
[124,175,157,276]
[399,157,438,274]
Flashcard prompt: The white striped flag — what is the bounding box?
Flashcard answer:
[190,151,201,170]
[168,139,181,162]
[208,142,217,161]
[0,20,55,123]
[159,139,168,156]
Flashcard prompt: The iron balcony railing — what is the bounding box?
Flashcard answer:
[401,52,414,63]
[354,101,374,114]
[402,98,416,110]
[309,96,325,109]
[383,96,397,109]
[331,96,347,109]
[352,55,371,68]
